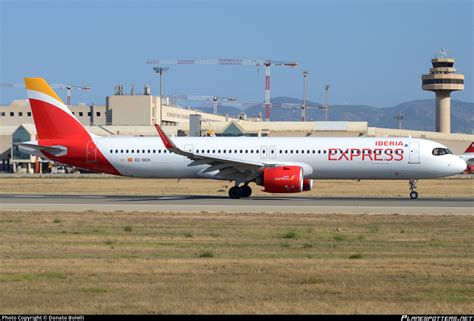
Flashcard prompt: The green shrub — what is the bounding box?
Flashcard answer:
[283,230,298,239]
[198,250,214,258]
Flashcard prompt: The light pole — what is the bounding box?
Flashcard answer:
[324,84,330,121]
[153,67,169,125]
[394,113,404,129]
[302,70,308,122]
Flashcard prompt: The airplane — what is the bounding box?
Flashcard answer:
[17,78,467,200]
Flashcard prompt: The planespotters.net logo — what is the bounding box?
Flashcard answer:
[402,316,474,321]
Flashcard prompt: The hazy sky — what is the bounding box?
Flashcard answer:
[1,0,472,107]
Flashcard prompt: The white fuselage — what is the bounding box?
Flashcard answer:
[92,136,466,180]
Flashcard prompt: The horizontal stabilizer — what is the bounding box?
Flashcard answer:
[15,141,67,157]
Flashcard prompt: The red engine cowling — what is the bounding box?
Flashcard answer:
[257,166,303,193]
[302,178,313,191]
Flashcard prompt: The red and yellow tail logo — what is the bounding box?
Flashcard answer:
[24,77,88,140]
[24,77,121,176]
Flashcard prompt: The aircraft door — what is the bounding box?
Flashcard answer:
[86,141,97,162]
[260,146,268,160]
[408,142,420,164]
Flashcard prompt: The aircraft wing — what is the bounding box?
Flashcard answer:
[155,125,276,180]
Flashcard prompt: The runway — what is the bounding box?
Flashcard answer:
[0,194,472,214]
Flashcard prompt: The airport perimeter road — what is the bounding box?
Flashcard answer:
[0,194,472,214]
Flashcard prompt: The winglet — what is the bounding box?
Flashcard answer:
[154,124,175,149]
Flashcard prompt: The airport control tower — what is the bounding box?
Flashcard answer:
[422,49,464,134]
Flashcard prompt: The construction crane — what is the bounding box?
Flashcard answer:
[0,82,91,105]
[170,94,238,115]
[146,58,298,121]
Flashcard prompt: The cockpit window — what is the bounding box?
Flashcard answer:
[432,148,452,156]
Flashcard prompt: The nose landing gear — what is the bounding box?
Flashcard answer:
[409,179,418,199]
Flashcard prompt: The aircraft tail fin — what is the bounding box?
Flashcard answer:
[464,142,474,154]
[24,78,91,141]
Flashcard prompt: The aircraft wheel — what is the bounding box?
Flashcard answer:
[240,185,252,198]
[410,191,419,200]
[228,186,242,199]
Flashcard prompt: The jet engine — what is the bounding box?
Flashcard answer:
[256,166,304,193]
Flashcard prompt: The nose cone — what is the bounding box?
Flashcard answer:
[453,157,468,174]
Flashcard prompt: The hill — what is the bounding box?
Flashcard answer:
[204,97,473,134]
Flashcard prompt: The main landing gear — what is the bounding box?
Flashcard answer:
[228,184,252,199]
[409,179,418,199]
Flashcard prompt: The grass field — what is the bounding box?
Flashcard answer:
[0,176,473,198]
[0,210,473,314]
